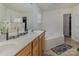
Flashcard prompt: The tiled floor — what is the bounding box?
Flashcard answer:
[64,37,79,49]
[44,37,79,56]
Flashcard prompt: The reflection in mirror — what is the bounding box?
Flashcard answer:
[0,17,29,40]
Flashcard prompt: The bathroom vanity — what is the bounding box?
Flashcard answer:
[0,31,45,56]
[16,31,45,56]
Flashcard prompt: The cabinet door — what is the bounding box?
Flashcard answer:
[33,38,39,56]
[38,32,45,56]
[38,38,42,56]
[27,52,32,56]
[41,35,45,55]
[33,44,38,56]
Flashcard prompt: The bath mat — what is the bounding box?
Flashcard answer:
[51,44,72,55]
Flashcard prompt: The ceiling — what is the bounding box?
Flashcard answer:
[37,3,79,11]
[4,3,79,12]
[4,3,33,13]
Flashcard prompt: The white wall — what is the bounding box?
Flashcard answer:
[31,4,43,30]
[72,4,79,42]
[42,9,71,40]
[43,8,72,50]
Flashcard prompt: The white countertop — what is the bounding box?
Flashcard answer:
[0,30,44,56]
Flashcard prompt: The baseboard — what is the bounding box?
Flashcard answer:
[71,36,79,43]
[44,35,64,50]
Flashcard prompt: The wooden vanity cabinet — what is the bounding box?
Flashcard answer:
[16,32,45,56]
[38,32,45,56]
[32,37,39,56]
[16,43,32,56]
[32,32,45,56]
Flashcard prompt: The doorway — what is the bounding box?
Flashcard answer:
[63,14,71,37]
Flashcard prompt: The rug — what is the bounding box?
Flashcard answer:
[51,44,72,55]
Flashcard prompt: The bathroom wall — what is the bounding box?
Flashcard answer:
[71,4,79,42]
[42,8,72,40]
[31,4,43,30]
[42,8,72,50]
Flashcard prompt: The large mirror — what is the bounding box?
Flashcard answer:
[0,3,33,41]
